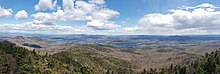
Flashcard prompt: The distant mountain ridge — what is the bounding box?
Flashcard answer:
[0,33,220,73]
[1,33,220,48]
[0,36,58,49]
[42,35,220,48]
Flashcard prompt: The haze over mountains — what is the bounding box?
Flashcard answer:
[1,33,220,73]
[1,0,220,73]
[2,32,220,48]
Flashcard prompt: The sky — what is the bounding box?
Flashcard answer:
[0,0,220,35]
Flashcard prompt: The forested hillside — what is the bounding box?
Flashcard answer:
[0,43,133,74]
[1,42,220,74]
[141,51,220,74]
[0,43,93,74]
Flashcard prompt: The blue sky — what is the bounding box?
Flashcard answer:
[0,0,220,35]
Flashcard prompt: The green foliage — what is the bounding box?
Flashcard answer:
[3,42,220,74]
[51,50,134,74]
[0,43,134,74]
[141,51,220,74]
[0,43,93,74]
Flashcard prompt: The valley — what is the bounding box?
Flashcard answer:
[1,34,220,73]
[1,0,220,74]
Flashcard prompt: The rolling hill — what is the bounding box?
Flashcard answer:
[0,35,220,73]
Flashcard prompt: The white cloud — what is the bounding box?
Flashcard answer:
[33,0,119,21]
[0,21,127,35]
[181,3,218,10]
[75,1,96,13]
[123,26,139,31]
[63,0,74,11]
[0,7,13,18]
[32,0,119,30]
[32,12,55,25]
[196,3,217,8]
[35,0,57,11]
[92,8,120,20]
[4,2,220,35]
[0,22,88,34]
[89,0,105,5]
[135,3,220,35]
[15,10,28,20]
[87,20,120,30]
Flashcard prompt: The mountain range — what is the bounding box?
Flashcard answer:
[1,34,220,73]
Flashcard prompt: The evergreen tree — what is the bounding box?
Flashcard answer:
[106,70,110,74]
[141,69,147,74]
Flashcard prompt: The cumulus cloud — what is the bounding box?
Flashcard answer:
[123,26,139,31]
[32,0,119,30]
[0,22,87,34]
[92,8,120,20]
[181,3,218,10]
[33,0,111,22]
[87,20,120,30]
[89,0,105,5]
[4,2,220,35]
[63,0,74,11]
[32,12,57,25]
[35,0,57,11]
[0,22,122,35]
[1,21,128,35]
[0,7,13,18]
[132,3,220,35]
[15,10,28,20]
